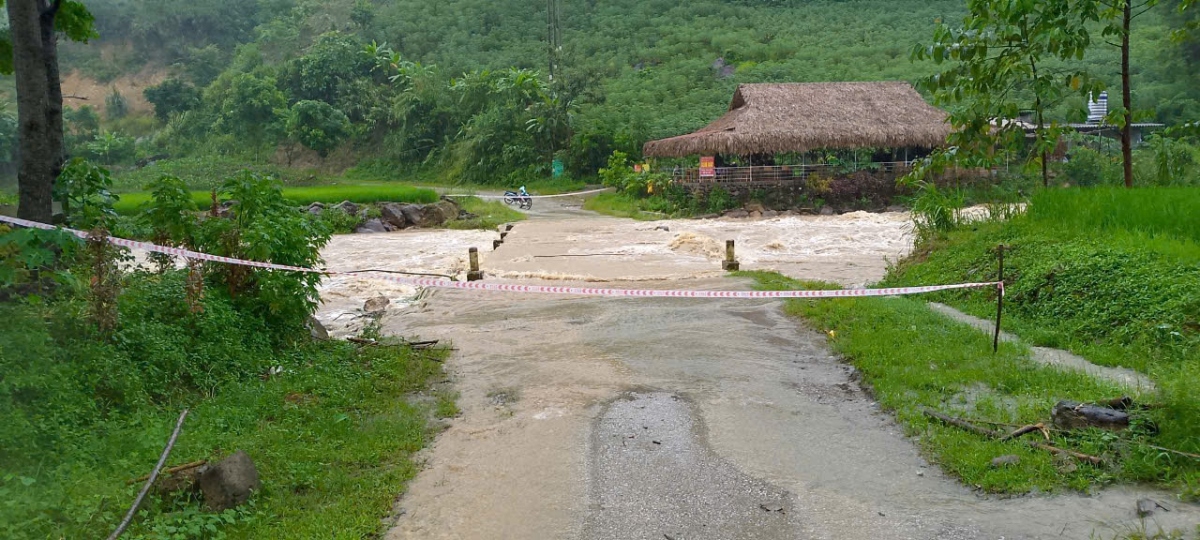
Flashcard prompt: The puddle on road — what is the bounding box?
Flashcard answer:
[583,392,805,540]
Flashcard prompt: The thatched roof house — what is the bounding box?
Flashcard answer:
[643,82,952,157]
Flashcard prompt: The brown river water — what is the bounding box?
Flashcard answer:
[312,195,1198,540]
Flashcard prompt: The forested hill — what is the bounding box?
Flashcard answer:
[38,0,1200,180]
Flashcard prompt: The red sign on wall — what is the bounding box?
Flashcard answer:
[699,156,715,177]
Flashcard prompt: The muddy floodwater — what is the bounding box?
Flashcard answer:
[313,195,1199,539]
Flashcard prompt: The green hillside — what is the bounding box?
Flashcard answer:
[2,0,1196,184]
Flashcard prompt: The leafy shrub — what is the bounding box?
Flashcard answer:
[54,158,120,230]
[1062,146,1118,187]
[194,171,332,334]
[910,183,964,240]
[705,186,737,213]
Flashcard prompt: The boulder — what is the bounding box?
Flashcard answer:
[745,202,766,213]
[354,219,388,234]
[399,204,425,226]
[724,209,750,219]
[363,296,390,315]
[818,206,835,216]
[380,203,409,229]
[197,450,260,511]
[749,211,763,219]
[762,210,778,218]
[334,200,360,215]
[306,202,325,215]
[307,317,329,341]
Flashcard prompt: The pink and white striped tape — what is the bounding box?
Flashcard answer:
[0,214,1000,299]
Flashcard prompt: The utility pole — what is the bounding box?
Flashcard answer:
[547,0,562,81]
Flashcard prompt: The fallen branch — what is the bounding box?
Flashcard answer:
[107,409,190,540]
[126,459,207,485]
[1145,444,1200,461]
[1000,423,1049,442]
[1032,443,1103,465]
[920,408,1001,438]
[921,408,1103,465]
[404,339,439,349]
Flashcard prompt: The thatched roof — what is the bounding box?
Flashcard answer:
[643,82,951,157]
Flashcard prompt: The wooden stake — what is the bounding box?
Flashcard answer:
[467,247,483,281]
[722,240,740,271]
[993,244,1005,353]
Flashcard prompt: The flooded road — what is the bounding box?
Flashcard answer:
[314,195,1199,539]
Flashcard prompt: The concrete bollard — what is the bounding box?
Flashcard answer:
[467,247,483,281]
[722,240,740,271]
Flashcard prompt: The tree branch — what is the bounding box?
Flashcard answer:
[106,409,190,540]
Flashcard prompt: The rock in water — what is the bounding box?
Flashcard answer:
[1051,400,1129,431]
[818,206,835,216]
[364,296,390,314]
[307,316,329,341]
[197,450,260,511]
[1136,498,1166,517]
[354,219,388,234]
[990,455,1021,468]
[379,203,409,229]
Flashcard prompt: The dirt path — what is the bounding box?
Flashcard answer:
[313,196,1199,539]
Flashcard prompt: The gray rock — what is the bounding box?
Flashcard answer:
[818,206,835,216]
[749,211,763,219]
[458,210,479,220]
[655,225,670,232]
[990,455,1021,468]
[762,210,778,218]
[1136,498,1166,517]
[307,316,329,341]
[379,203,409,229]
[334,200,360,215]
[307,202,326,215]
[197,450,260,511]
[399,204,425,226]
[724,209,750,219]
[363,296,390,314]
[354,219,388,234]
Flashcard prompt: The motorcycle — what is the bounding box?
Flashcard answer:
[503,186,533,210]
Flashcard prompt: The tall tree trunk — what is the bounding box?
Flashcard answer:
[42,1,66,183]
[1121,0,1135,188]
[7,0,57,223]
[1030,56,1049,188]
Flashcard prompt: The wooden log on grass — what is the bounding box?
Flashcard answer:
[921,408,1103,465]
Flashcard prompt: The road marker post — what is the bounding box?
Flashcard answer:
[467,247,483,281]
[722,240,740,271]
[993,244,1005,353]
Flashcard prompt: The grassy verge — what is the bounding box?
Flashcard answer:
[1,283,452,538]
[113,185,440,215]
[445,197,527,230]
[110,157,326,193]
[582,192,673,220]
[739,270,1198,496]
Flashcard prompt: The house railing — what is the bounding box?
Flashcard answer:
[669,162,915,184]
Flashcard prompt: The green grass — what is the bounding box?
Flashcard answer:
[1027,186,1200,244]
[737,271,1197,495]
[444,197,527,230]
[582,192,672,220]
[110,156,323,193]
[1,284,451,538]
[113,185,439,215]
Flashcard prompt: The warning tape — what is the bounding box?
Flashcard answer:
[442,187,612,200]
[0,214,1000,299]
